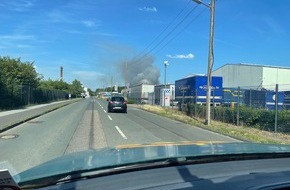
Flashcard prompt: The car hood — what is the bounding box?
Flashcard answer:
[16,141,290,183]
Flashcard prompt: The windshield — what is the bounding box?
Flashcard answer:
[0,0,290,186]
[111,97,125,102]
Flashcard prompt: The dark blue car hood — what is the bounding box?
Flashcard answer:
[16,142,290,184]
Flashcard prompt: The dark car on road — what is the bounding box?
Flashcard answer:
[107,96,127,113]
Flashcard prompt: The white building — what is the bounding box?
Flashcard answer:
[129,84,155,104]
[212,63,290,91]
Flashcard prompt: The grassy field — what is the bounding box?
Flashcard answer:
[140,104,290,145]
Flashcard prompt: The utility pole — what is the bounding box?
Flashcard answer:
[163,61,169,108]
[125,61,128,87]
[111,76,113,92]
[237,86,240,126]
[206,0,215,125]
[125,61,128,99]
[193,0,215,125]
[274,84,278,133]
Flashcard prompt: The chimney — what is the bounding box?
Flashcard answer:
[60,66,63,81]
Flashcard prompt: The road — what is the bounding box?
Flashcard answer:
[0,98,239,173]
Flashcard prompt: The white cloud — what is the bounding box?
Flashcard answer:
[166,53,195,59]
[0,0,35,12]
[0,35,35,50]
[138,6,157,12]
[47,10,70,23]
[16,44,34,48]
[0,35,35,41]
[82,20,96,27]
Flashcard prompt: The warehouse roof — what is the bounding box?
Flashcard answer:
[214,63,290,71]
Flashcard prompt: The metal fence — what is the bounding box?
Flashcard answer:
[179,84,290,134]
[0,83,68,110]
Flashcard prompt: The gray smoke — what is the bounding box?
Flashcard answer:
[119,55,160,86]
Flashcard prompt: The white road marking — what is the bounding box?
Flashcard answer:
[115,126,127,140]
[96,101,104,108]
[108,115,112,120]
[103,110,107,113]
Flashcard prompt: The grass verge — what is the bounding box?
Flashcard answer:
[140,104,290,145]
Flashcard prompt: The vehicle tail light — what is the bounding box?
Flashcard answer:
[124,101,127,104]
[109,101,113,104]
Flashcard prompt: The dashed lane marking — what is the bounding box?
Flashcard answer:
[115,126,127,140]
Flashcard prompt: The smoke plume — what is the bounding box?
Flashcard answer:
[119,55,160,86]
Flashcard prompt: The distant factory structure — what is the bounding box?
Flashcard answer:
[60,66,63,81]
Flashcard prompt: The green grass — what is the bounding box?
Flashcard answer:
[141,105,290,145]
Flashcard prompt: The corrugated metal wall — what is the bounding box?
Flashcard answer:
[262,67,290,91]
[213,64,273,90]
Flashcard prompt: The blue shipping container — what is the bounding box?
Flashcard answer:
[175,75,222,104]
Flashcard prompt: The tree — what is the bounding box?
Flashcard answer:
[87,88,94,96]
[69,79,83,97]
[39,79,70,92]
[0,56,40,87]
[0,56,42,108]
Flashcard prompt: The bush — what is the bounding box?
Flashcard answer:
[184,103,290,134]
[127,100,135,104]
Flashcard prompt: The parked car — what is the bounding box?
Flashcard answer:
[107,96,127,113]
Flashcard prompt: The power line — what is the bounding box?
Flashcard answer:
[155,7,207,54]
[128,7,205,70]
[136,4,200,63]
[134,0,192,61]
[129,1,200,66]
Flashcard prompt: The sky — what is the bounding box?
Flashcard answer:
[0,0,290,90]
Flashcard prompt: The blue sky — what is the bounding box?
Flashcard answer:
[0,0,289,90]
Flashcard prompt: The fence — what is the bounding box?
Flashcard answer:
[178,84,290,134]
[0,83,69,110]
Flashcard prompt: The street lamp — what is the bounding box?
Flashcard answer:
[164,60,169,108]
[192,0,215,125]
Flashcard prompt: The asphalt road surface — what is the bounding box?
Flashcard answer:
[0,98,239,173]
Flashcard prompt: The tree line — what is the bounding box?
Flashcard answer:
[0,56,84,109]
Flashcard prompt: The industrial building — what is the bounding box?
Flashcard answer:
[212,63,290,91]
[128,83,154,104]
[212,63,290,109]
